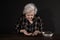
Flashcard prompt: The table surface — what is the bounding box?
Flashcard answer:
[0,34,60,40]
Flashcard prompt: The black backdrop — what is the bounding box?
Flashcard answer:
[1,0,60,34]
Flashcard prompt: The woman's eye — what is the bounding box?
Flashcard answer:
[27,14,34,16]
[27,15,30,16]
[31,15,34,16]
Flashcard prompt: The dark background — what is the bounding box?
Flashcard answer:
[1,0,60,34]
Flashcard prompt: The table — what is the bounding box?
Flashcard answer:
[0,34,60,40]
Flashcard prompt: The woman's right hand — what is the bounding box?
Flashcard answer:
[20,29,32,36]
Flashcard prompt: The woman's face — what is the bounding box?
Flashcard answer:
[25,11,35,21]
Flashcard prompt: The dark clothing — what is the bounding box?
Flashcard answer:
[15,16,54,34]
[16,16,42,33]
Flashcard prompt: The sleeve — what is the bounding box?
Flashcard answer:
[15,17,25,33]
[36,16,43,31]
[15,24,20,33]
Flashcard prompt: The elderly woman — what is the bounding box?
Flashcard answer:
[16,3,43,36]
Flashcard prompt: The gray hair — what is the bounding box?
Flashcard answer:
[23,3,37,14]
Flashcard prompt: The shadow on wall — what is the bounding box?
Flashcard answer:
[39,8,55,33]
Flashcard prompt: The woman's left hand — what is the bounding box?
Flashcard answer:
[23,30,32,36]
[32,30,41,36]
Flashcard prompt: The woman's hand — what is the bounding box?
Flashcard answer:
[32,30,41,36]
[24,31,32,36]
[20,29,32,36]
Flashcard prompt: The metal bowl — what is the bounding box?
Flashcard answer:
[42,31,53,37]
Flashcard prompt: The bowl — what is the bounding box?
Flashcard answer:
[42,31,53,37]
